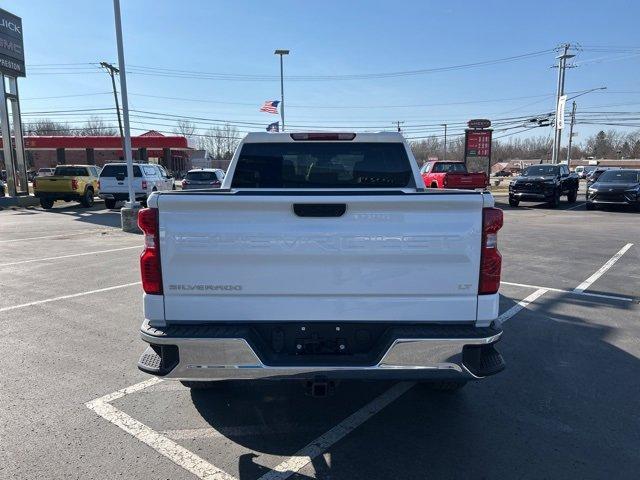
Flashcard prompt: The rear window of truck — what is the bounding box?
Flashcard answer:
[186,171,219,181]
[53,166,89,176]
[432,162,467,173]
[231,142,413,188]
[100,165,142,178]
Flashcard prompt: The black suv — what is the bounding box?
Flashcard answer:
[509,164,579,208]
[586,169,640,211]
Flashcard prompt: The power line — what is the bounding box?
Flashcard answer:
[25,49,553,81]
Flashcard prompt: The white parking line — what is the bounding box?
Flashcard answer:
[0,228,119,243]
[86,378,237,480]
[496,288,548,325]
[0,245,141,267]
[501,281,633,302]
[163,423,325,440]
[0,282,141,312]
[257,382,415,480]
[574,243,634,293]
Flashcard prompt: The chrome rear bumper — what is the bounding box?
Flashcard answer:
[139,320,504,381]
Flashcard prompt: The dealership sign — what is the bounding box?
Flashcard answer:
[467,118,491,129]
[0,8,25,77]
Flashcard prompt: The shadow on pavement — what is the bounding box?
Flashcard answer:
[186,291,639,480]
[12,202,124,229]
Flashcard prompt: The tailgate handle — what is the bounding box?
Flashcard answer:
[293,203,346,218]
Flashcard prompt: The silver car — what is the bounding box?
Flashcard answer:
[181,168,225,190]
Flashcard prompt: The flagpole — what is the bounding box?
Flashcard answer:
[274,49,289,131]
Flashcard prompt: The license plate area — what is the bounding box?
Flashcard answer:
[251,323,390,366]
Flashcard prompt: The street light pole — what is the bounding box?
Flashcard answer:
[274,49,289,131]
[441,124,448,160]
[566,101,577,167]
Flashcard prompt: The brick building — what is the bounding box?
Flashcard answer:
[1,130,194,175]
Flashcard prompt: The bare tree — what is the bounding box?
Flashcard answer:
[23,118,71,136]
[77,116,117,136]
[174,119,197,138]
[197,123,241,160]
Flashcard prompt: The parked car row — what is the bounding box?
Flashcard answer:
[28,164,227,209]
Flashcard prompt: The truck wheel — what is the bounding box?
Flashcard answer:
[567,188,578,203]
[180,381,221,390]
[549,190,560,208]
[104,199,117,209]
[40,198,54,209]
[431,182,438,188]
[80,188,94,208]
[508,196,519,207]
[423,381,467,392]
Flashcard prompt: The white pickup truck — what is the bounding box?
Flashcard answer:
[137,132,505,394]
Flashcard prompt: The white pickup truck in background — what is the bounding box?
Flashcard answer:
[137,132,505,395]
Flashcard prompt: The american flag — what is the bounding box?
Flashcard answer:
[260,100,280,114]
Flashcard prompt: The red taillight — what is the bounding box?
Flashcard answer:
[71,179,78,190]
[479,207,503,295]
[142,180,148,190]
[138,208,162,295]
[97,180,100,189]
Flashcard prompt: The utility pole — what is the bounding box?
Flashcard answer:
[566,101,577,167]
[441,123,448,160]
[395,121,404,133]
[551,44,575,164]
[274,49,289,131]
[99,61,124,140]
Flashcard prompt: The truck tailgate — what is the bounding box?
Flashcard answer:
[35,177,74,192]
[158,192,485,323]
[446,173,487,189]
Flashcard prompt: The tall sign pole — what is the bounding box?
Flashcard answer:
[0,8,27,198]
[551,44,575,164]
[112,0,136,208]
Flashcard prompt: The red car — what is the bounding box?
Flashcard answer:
[420,161,488,189]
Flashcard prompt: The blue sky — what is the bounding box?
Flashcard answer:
[4,0,640,143]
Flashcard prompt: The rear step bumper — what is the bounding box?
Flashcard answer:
[138,320,505,380]
[138,320,504,381]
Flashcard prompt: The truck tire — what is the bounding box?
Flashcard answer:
[40,198,54,209]
[567,188,578,203]
[549,189,561,208]
[80,188,94,208]
[423,380,467,392]
[180,381,221,390]
[508,196,519,207]
[431,182,438,188]
[104,199,117,209]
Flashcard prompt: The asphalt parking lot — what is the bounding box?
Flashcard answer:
[1,196,639,480]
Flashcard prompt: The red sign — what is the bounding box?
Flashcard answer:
[465,130,492,157]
